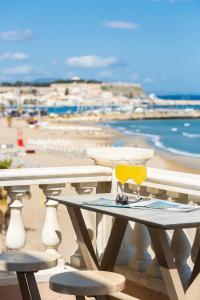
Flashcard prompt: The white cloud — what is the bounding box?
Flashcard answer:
[0,30,33,41]
[144,77,155,84]
[99,70,113,78]
[0,52,29,61]
[102,21,139,30]
[2,65,41,76]
[66,55,119,68]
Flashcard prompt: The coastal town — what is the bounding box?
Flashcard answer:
[1,79,200,121]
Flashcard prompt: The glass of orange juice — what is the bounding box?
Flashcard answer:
[115,162,130,201]
[129,160,147,199]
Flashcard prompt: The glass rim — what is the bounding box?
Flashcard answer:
[114,159,147,166]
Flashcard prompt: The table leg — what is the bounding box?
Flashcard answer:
[67,206,127,273]
[148,227,186,300]
[100,217,128,271]
[186,238,200,299]
[67,206,99,270]
[17,272,32,300]
[25,272,41,300]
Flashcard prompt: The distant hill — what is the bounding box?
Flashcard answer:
[0,78,102,87]
[31,78,58,84]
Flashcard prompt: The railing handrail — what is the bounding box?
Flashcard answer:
[0,166,112,186]
[147,167,200,191]
[0,165,200,193]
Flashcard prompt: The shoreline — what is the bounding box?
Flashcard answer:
[47,112,200,123]
[95,121,200,174]
[106,126,200,174]
[0,117,199,175]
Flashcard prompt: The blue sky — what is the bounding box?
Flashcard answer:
[0,0,199,93]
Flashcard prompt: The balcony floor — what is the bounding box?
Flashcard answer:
[0,280,169,300]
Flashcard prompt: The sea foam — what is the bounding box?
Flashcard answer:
[119,128,200,158]
[182,132,200,138]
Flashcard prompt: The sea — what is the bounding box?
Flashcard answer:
[105,119,200,158]
[158,94,200,100]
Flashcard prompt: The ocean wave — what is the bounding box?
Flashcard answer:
[102,123,112,128]
[182,132,200,138]
[184,123,191,127]
[171,127,178,132]
[116,126,126,131]
[124,130,134,135]
[117,127,200,158]
[158,145,200,158]
[142,132,200,157]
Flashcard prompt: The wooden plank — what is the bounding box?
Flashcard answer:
[50,194,200,229]
[100,217,128,271]
[148,227,186,300]
[67,206,99,270]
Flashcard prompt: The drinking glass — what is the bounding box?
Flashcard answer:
[129,160,147,199]
[115,162,129,196]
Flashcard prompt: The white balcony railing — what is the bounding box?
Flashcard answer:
[0,164,200,295]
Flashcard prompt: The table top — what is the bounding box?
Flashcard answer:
[49,193,200,229]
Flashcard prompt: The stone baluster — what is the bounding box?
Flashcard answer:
[5,185,30,251]
[129,223,151,272]
[112,174,135,265]
[96,173,134,265]
[146,187,167,277]
[146,187,167,200]
[168,192,192,282]
[96,213,113,261]
[116,222,135,266]
[189,195,200,264]
[95,174,115,262]
[128,187,167,273]
[72,182,97,195]
[39,184,65,266]
[146,252,162,278]
[70,182,96,268]
[171,228,191,282]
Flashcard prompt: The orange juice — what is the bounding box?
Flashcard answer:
[115,165,129,184]
[115,165,147,186]
[129,165,147,185]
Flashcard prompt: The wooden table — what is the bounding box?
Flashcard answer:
[50,193,200,300]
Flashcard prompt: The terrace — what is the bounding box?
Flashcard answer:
[0,148,200,299]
